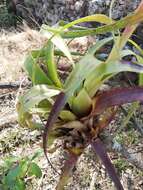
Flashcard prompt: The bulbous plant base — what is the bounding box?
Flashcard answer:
[55,107,117,155]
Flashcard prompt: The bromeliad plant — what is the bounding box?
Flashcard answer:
[17,1,143,189]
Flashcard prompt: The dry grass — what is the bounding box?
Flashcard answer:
[0,26,46,83]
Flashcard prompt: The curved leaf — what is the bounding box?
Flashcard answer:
[17,85,60,128]
[18,85,60,113]
[84,60,143,98]
[93,87,143,114]
[62,14,113,30]
[43,92,66,162]
[64,37,112,99]
[45,41,62,87]
[91,138,124,190]
[61,9,143,38]
[40,26,73,64]
[24,54,53,85]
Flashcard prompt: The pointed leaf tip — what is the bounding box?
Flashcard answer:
[91,138,124,190]
[43,92,66,160]
[94,87,143,114]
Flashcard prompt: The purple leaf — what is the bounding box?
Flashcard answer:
[94,87,143,114]
[43,92,66,163]
[91,138,124,190]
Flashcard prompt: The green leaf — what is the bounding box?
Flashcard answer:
[120,49,143,85]
[28,162,42,178]
[40,26,74,64]
[24,54,53,85]
[30,150,43,161]
[127,39,143,86]
[60,10,143,38]
[18,85,60,113]
[119,102,139,133]
[45,41,62,87]
[128,39,143,56]
[64,37,113,99]
[5,165,20,185]
[84,60,143,98]
[62,14,113,30]
[13,179,25,190]
[32,48,83,58]
[121,49,143,65]
[17,85,60,128]
[71,88,92,117]
[59,110,77,121]
[18,160,29,178]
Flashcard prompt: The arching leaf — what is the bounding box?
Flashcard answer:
[91,138,124,190]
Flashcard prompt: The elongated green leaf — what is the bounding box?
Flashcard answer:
[71,88,92,117]
[59,110,77,121]
[64,37,113,99]
[24,54,53,85]
[18,85,60,113]
[128,39,143,56]
[31,49,83,58]
[45,41,62,87]
[127,39,143,85]
[84,59,143,98]
[40,26,73,64]
[121,49,143,65]
[119,102,139,133]
[108,1,143,61]
[60,9,143,38]
[117,1,143,50]
[17,85,60,128]
[139,74,143,85]
[62,14,113,30]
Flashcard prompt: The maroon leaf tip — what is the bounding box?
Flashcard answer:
[94,87,143,114]
[43,92,66,166]
[91,138,124,190]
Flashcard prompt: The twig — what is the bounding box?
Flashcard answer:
[0,82,28,89]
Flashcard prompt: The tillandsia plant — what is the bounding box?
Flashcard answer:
[17,1,143,189]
